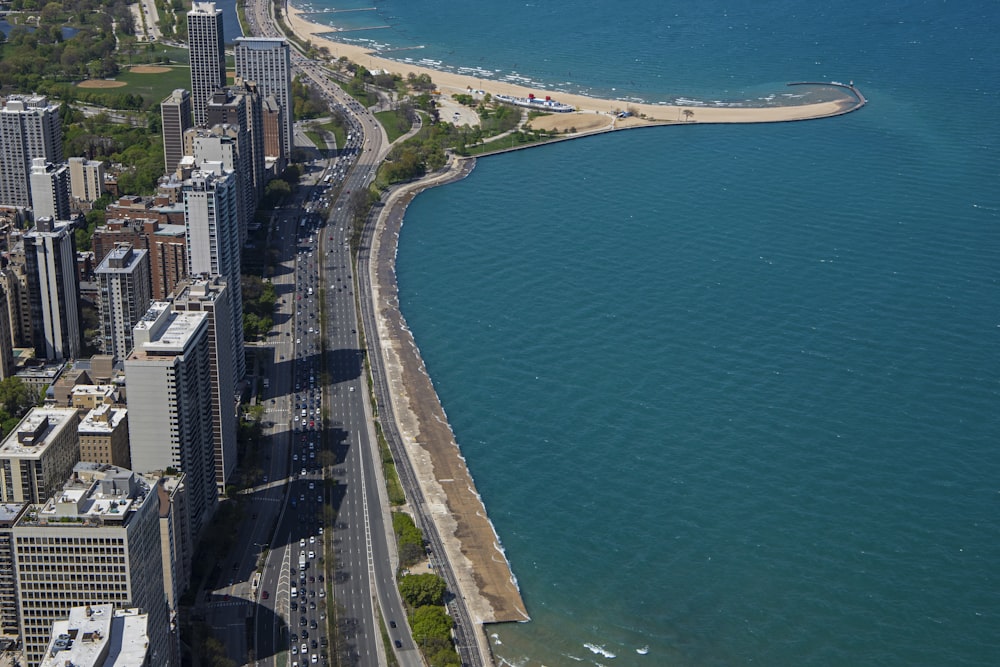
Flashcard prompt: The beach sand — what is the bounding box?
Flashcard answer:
[286,4,862,124]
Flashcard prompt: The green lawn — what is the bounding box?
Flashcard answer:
[112,65,191,106]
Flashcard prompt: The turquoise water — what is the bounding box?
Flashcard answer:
[303,0,1000,664]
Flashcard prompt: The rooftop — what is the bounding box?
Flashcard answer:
[78,404,127,434]
[0,408,79,459]
[26,464,153,528]
[130,303,207,356]
[40,604,149,667]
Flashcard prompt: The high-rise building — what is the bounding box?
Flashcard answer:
[232,78,266,200]
[187,3,225,126]
[67,157,105,204]
[95,243,152,362]
[156,472,191,615]
[161,89,193,174]
[171,277,237,491]
[185,121,252,247]
[0,285,14,379]
[0,261,33,348]
[29,159,71,221]
[0,502,29,638]
[11,464,171,666]
[0,407,81,504]
[0,95,63,209]
[234,37,292,161]
[182,166,244,380]
[24,217,81,361]
[125,303,215,535]
[261,94,284,163]
[92,218,188,301]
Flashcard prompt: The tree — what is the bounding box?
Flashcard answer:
[399,573,447,608]
[0,378,34,418]
[409,605,453,646]
[683,109,694,122]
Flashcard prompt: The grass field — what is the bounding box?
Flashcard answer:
[112,65,191,105]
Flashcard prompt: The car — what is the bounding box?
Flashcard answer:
[291,601,298,611]
[301,643,308,655]
[291,633,298,643]
[311,640,318,649]
[389,620,396,628]
[309,536,315,544]
[310,620,318,629]
[291,646,298,655]
[262,590,269,600]
[300,616,308,627]
[311,655,318,664]
[308,551,315,559]
[301,630,309,639]
[394,640,402,649]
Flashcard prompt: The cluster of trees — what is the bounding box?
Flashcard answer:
[241,275,277,340]
[393,511,425,567]
[61,106,164,194]
[262,163,302,207]
[0,378,39,438]
[0,0,135,90]
[291,75,328,120]
[398,573,461,667]
[379,123,449,185]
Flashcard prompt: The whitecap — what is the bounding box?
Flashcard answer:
[583,643,616,659]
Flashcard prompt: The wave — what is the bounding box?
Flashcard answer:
[583,643,617,659]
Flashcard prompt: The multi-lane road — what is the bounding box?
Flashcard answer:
[199,3,436,667]
[191,0,498,663]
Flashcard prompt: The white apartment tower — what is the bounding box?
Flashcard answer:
[24,218,82,361]
[234,37,293,160]
[68,157,105,204]
[187,2,226,126]
[0,95,63,209]
[11,464,171,667]
[95,243,152,362]
[171,277,237,492]
[182,166,245,380]
[29,159,71,221]
[125,303,216,535]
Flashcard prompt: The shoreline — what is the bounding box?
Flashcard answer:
[365,155,528,667]
[285,3,865,124]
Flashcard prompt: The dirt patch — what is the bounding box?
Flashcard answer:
[78,79,128,89]
[130,65,171,74]
[528,111,612,134]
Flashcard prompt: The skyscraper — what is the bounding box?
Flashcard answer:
[171,277,237,491]
[182,166,245,380]
[24,218,82,361]
[95,242,152,362]
[187,2,225,126]
[125,303,216,535]
[28,158,70,221]
[11,464,171,667]
[160,89,193,174]
[0,96,63,209]
[234,37,293,160]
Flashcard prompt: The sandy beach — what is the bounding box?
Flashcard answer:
[285,4,863,125]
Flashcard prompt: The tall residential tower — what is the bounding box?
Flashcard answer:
[187,3,226,126]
